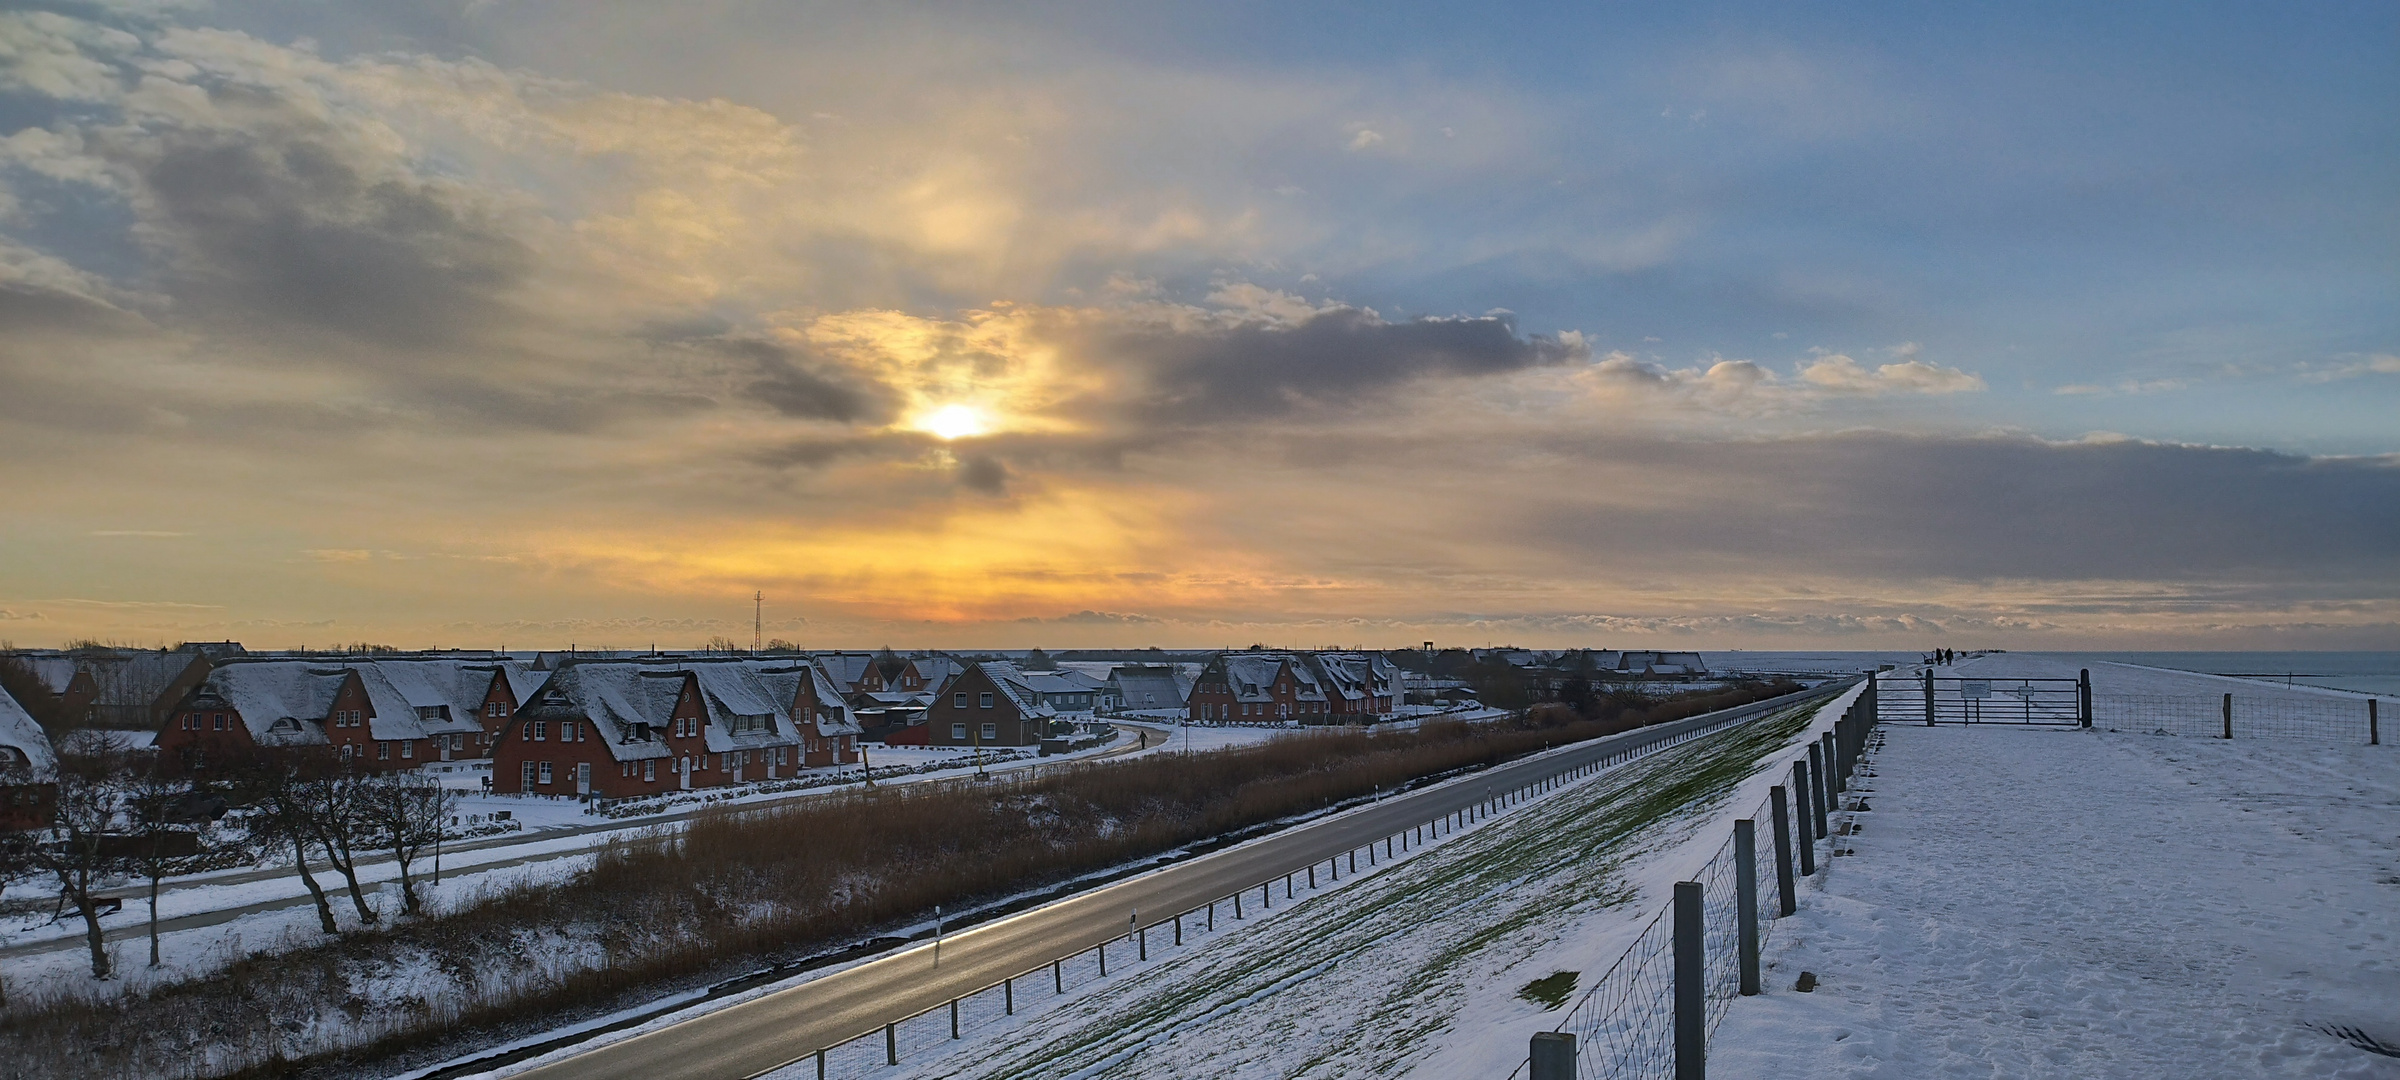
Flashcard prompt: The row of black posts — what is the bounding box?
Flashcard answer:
[1529,675,1881,1080]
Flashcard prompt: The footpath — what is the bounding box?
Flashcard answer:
[1711,719,2400,1077]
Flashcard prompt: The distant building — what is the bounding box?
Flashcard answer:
[156,657,548,772]
[1105,664,1191,714]
[492,658,860,799]
[5,645,217,730]
[1612,651,1709,678]
[1188,651,1400,724]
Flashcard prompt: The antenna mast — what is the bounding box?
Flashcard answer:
[753,591,763,654]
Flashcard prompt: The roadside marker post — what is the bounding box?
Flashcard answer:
[2223,693,2234,739]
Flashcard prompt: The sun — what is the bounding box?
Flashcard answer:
[916,403,990,440]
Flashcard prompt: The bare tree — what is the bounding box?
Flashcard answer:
[302,767,379,924]
[229,750,339,935]
[0,829,31,1003]
[123,760,214,967]
[26,751,130,979]
[361,774,454,917]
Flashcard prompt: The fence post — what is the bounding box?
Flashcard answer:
[1529,1031,1577,1080]
[2223,693,2233,739]
[1770,786,1796,916]
[1673,880,1706,1080]
[1823,733,1841,795]
[1806,743,1830,838]
[1054,958,1063,993]
[1735,819,1760,996]
[1923,668,1935,726]
[1792,762,1817,876]
[2373,699,2380,746]
[1005,977,1014,1014]
[950,998,959,1039]
[2079,669,2093,728]
[885,1022,897,1066]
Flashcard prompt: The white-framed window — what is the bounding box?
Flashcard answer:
[533,720,548,741]
[979,692,994,709]
[521,761,536,789]
[400,739,413,758]
[951,723,967,740]
[378,741,391,760]
[981,723,997,741]
[643,759,656,782]
[537,761,553,784]
[340,743,355,760]
[955,692,967,708]
[576,762,590,788]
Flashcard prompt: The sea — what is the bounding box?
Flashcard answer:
[1703,650,2400,698]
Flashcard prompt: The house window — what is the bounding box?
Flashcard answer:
[533,721,548,741]
[979,692,994,709]
[538,762,553,785]
[400,740,413,758]
[576,762,590,789]
[341,744,356,760]
[522,721,533,740]
[952,723,967,740]
[562,721,577,742]
[955,692,967,708]
[521,761,536,789]
[378,741,391,760]
[643,759,656,782]
[981,723,997,741]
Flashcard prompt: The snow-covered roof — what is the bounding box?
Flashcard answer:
[908,657,963,688]
[746,660,863,738]
[1218,654,1326,703]
[190,661,342,747]
[978,662,1059,719]
[815,652,880,691]
[1108,664,1194,707]
[0,689,58,783]
[520,663,687,762]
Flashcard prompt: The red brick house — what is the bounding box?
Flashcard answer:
[0,688,58,830]
[1188,653,1328,724]
[157,658,545,773]
[493,658,861,800]
[926,662,1056,748]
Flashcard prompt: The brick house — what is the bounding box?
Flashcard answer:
[493,658,860,800]
[8,646,216,731]
[0,687,58,830]
[1309,654,1402,719]
[926,662,1056,748]
[1188,653,1328,723]
[159,661,424,771]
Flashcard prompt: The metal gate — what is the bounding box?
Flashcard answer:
[1875,670,2090,727]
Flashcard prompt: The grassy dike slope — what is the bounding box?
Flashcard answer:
[908,696,1827,1080]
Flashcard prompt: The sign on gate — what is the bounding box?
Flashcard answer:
[1879,672,2089,727]
[1960,680,1991,699]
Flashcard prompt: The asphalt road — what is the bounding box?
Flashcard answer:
[512,686,1841,1080]
[1,726,1162,960]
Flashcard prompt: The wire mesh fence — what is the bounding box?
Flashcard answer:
[1547,781,1797,1080]
[2095,694,2385,743]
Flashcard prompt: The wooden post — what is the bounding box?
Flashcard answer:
[2223,692,2233,739]
[1770,785,1796,917]
[950,998,959,1039]
[1806,743,1829,839]
[1735,819,1760,996]
[1098,941,1106,976]
[1005,977,1013,1014]
[2079,669,2093,728]
[2372,699,2380,746]
[1673,881,1705,1080]
[1530,1031,1577,1080]
[885,1022,897,1065]
[1174,913,1182,945]
[1924,667,1935,726]
[1793,761,1816,876]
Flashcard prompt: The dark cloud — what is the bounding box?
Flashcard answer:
[958,453,1009,494]
[1102,307,1585,415]
[1522,433,2400,582]
[0,283,146,338]
[714,337,892,423]
[118,102,533,349]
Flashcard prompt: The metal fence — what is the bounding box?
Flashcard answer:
[1530,682,1881,1080]
[2095,693,2385,744]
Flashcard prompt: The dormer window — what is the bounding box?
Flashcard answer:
[416,705,447,722]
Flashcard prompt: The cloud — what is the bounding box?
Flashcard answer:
[1797,347,1984,395]
[958,453,1009,494]
[1580,344,1981,411]
[88,529,189,537]
[1103,305,1590,416]
[2298,353,2400,383]
[1021,609,1165,625]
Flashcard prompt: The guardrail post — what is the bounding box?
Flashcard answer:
[1792,762,1816,876]
[2223,693,2233,739]
[1673,880,1705,1080]
[1770,786,1796,917]
[1529,1031,1577,1080]
[1735,819,1760,996]
[2079,669,2093,728]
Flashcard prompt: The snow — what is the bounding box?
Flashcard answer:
[728,688,1854,1080]
[1711,667,2400,1076]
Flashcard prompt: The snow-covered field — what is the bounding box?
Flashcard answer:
[723,689,1851,1080]
[1713,676,2400,1076]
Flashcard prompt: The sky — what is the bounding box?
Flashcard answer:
[0,0,2393,652]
